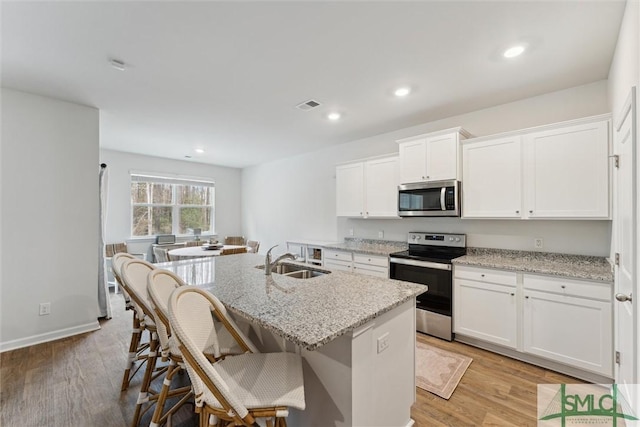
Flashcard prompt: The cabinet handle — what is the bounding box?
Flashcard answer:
[481,274,485,277]
[561,285,566,289]
[422,176,425,179]
[510,293,515,296]
[525,295,529,299]
[529,210,533,214]
[516,210,520,214]
[426,176,430,179]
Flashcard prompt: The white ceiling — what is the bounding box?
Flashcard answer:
[1,1,625,168]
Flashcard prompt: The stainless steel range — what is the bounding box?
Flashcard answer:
[389,232,466,341]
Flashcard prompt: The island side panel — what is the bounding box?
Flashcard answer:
[235,299,417,427]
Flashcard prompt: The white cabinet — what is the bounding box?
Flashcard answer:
[454,266,518,349]
[397,128,470,184]
[324,249,353,272]
[462,115,610,219]
[324,250,390,277]
[336,162,364,217]
[523,274,612,376]
[454,264,613,378]
[524,120,610,218]
[336,156,399,218]
[352,253,389,278]
[462,136,523,218]
[286,240,333,267]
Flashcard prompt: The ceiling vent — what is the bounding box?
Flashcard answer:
[296,99,322,111]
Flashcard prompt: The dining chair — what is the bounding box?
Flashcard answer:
[185,241,205,247]
[224,236,245,245]
[146,269,255,427]
[152,246,170,264]
[220,247,248,256]
[112,252,152,392]
[168,287,305,427]
[120,258,162,426]
[247,240,260,253]
[105,242,146,293]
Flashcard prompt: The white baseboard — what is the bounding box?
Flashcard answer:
[0,321,101,353]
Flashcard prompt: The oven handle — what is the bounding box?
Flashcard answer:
[440,187,446,211]
[389,257,452,271]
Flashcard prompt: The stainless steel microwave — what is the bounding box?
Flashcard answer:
[398,180,461,217]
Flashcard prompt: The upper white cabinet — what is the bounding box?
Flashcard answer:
[462,135,523,218]
[524,120,610,218]
[397,127,471,184]
[462,115,611,219]
[336,156,399,218]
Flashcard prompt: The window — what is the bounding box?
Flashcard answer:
[130,173,214,237]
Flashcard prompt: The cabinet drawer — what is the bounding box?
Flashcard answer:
[353,253,388,267]
[353,263,388,278]
[324,260,352,272]
[454,265,517,286]
[324,250,353,262]
[523,274,611,301]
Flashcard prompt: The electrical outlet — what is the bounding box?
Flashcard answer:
[378,230,384,239]
[39,302,51,316]
[349,228,354,236]
[377,332,390,354]
[534,238,544,250]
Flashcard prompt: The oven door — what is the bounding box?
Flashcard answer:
[389,258,452,316]
[397,180,459,217]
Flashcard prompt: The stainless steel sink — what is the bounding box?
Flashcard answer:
[281,269,326,279]
[255,262,330,278]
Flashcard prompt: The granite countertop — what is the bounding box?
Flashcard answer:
[161,253,423,350]
[322,237,408,256]
[453,248,614,283]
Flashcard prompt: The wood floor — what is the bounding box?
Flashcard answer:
[1,292,583,427]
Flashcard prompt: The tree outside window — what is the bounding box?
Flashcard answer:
[130,175,214,237]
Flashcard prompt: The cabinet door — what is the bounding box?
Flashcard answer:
[324,259,353,272]
[462,136,523,218]
[454,279,518,349]
[523,290,612,376]
[398,139,427,184]
[336,163,364,217]
[524,120,609,218]
[425,133,458,181]
[364,157,399,217]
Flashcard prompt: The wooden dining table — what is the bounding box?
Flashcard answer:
[167,245,247,260]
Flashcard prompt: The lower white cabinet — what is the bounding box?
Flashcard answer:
[454,274,517,349]
[523,274,612,376]
[352,253,388,278]
[324,249,353,272]
[453,265,613,377]
[324,250,389,277]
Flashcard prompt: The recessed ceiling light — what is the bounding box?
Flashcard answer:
[503,45,525,58]
[394,87,411,97]
[327,112,341,121]
[195,148,205,154]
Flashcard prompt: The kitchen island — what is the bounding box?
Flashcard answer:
[160,252,424,427]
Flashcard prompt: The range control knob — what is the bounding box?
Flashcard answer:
[455,237,461,242]
[449,237,454,241]
[415,235,421,241]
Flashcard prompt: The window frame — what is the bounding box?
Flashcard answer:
[130,172,215,238]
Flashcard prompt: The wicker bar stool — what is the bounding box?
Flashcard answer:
[146,269,254,427]
[113,253,151,391]
[168,287,306,427]
[120,258,163,427]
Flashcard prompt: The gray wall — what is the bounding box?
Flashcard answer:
[1,89,100,350]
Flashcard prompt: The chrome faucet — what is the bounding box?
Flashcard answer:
[264,245,296,275]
